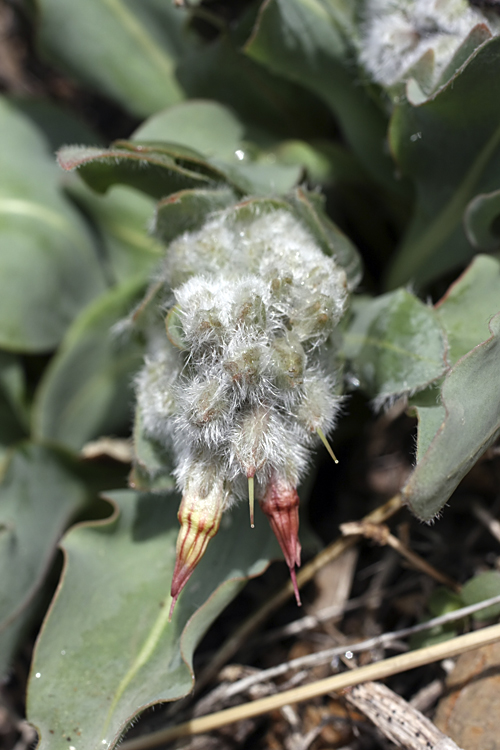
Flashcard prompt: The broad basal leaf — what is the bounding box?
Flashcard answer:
[27,490,279,750]
[32,277,148,452]
[0,443,90,675]
[67,183,163,284]
[409,254,500,460]
[0,97,106,352]
[342,289,447,404]
[387,35,500,288]
[435,254,500,364]
[404,312,500,520]
[36,0,187,117]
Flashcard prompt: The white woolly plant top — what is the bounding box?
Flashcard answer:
[359,0,500,89]
[135,207,350,611]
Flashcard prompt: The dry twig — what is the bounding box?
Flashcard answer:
[120,623,500,750]
[340,521,460,592]
[198,591,500,703]
[194,494,403,694]
[344,681,463,750]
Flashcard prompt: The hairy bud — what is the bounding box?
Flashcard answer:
[134,201,355,610]
[359,0,500,89]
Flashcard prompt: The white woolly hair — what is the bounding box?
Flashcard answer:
[359,0,500,88]
[135,205,350,505]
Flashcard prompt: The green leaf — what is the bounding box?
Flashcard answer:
[465,189,500,252]
[387,36,500,288]
[27,489,278,750]
[409,254,500,462]
[0,97,106,352]
[409,586,462,649]
[435,24,493,91]
[428,587,463,617]
[287,189,362,291]
[133,101,302,196]
[32,277,148,452]
[57,142,231,200]
[177,18,333,144]
[0,443,89,675]
[7,97,103,152]
[214,159,302,197]
[271,139,369,187]
[244,0,397,190]
[403,312,500,520]
[154,187,237,245]
[408,385,446,463]
[132,100,244,160]
[461,571,500,621]
[0,352,28,445]
[68,183,163,284]
[435,254,500,364]
[129,410,175,493]
[36,0,187,117]
[342,290,446,403]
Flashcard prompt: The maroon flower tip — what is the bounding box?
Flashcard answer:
[290,566,302,607]
[260,473,302,604]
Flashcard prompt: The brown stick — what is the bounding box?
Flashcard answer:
[120,622,500,750]
[345,681,463,750]
[194,494,403,694]
[340,521,460,592]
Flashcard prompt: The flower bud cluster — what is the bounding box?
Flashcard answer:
[358,0,500,89]
[135,205,350,610]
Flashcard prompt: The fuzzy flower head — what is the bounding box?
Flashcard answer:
[358,0,500,89]
[134,201,355,611]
